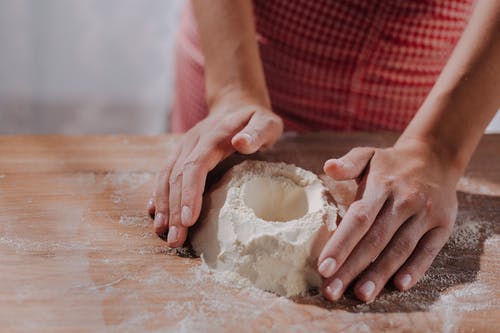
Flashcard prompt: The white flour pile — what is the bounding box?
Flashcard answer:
[191,160,337,297]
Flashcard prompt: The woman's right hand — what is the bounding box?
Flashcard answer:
[148,91,283,247]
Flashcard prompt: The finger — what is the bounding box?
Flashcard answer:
[318,174,390,286]
[353,214,428,302]
[393,226,452,291]
[231,112,283,154]
[153,146,180,236]
[147,198,155,219]
[325,195,422,302]
[180,142,232,227]
[324,147,375,181]
[166,140,198,247]
[167,167,189,248]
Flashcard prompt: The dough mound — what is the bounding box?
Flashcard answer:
[192,160,337,296]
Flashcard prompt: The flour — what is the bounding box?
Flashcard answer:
[191,160,337,297]
[103,171,152,191]
[119,215,150,228]
[457,176,500,196]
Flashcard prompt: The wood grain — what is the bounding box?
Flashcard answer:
[0,133,499,332]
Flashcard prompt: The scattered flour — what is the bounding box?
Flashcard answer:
[111,194,122,204]
[104,171,153,192]
[0,234,93,254]
[103,171,153,205]
[184,186,498,331]
[434,280,496,333]
[119,216,150,228]
[154,264,292,333]
[458,176,500,196]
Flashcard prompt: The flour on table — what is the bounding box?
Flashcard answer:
[191,160,337,297]
[119,215,150,228]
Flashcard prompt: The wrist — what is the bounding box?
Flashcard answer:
[395,133,466,181]
[207,83,271,114]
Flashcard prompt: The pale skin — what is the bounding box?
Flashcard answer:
[149,0,500,302]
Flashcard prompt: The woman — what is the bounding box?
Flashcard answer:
[149,0,500,302]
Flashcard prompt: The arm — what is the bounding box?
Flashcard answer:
[150,1,282,247]
[192,0,270,109]
[400,0,500,174]
[318,1,500,302]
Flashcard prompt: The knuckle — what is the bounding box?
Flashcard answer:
[169,202,180,218]
[263,114,282,131]
[165,156,177,169]
[364,230,384,249]
[421,242,439,257]
[350,204,371,227]
[380,179,393,193]
[183,156,206,171]
[169,168,183,185]
[154,183,167,203]
[157,160,177,183]
[181,184,199,202]
[393,237,413,256]
[393,198,410,212]
[394,190,421,211]
[424,199,434,214]
[422,198,436,217]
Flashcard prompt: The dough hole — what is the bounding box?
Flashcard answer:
[242,177,308,222]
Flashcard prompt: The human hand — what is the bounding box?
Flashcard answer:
[148,91,283,248]
[317,138,461,302]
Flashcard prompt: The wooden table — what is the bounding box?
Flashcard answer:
[0,133,499,333]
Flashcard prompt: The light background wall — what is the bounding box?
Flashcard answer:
[0,0,184,134]
[0,0,499,134]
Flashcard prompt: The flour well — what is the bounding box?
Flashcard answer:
[191,160,337,296]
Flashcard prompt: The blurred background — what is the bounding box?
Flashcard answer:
[0,0,183,134]
[0,0,499,135]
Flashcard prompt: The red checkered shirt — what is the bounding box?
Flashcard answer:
[171,0,474,132]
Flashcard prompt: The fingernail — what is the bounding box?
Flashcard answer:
[167,225,178,244]
[239,133,253,145]
[359,280,376,300]
[181,205,192,226]
[318,258,337,278]
[400,274,412,290]
[325,278,343,300]
[153,212,165,229]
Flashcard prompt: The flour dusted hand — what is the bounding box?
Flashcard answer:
[318,138,461,302]
[148,90,283,248]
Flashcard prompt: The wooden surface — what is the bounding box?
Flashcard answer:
[0,133,499,333]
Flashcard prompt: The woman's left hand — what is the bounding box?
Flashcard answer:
[318,138,461,303]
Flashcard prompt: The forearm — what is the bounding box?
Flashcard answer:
[191,0,269,108]
[399,0,500,174]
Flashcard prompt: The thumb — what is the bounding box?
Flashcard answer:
[231,112,283,154]
[324,147,375,180]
